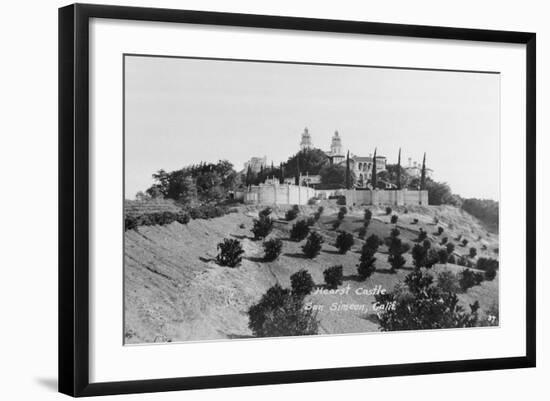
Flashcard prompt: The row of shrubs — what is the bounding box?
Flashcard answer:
[124,204,234,231]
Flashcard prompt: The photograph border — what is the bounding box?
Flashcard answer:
[59,3,536,397]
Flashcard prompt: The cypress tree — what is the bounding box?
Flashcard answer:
[420,152,426,190]
[295,154,300,185]
[246,165,252,186]
[371,148,378,189]
[346,150,351,189]
[396,148,401,190]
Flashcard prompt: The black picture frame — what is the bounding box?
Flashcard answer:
[59,3,536,397]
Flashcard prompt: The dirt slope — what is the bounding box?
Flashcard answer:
[124,204,499,344]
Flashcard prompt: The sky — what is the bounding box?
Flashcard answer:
[124,55,500,200]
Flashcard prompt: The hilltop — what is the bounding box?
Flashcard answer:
[124,203,499,344]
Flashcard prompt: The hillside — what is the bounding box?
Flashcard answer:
[124,203,499,344]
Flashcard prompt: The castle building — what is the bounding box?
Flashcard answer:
[243,156,267,173]
[347,155,388,188]
[404,157,433,178]
[325,131,345,164]
[300,127,313,150]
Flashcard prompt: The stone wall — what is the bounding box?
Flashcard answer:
[245,183,316,205]
[344,189,428,206]
[245,185,428,206]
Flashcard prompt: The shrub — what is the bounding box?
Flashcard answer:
[433,216,439,224]
[313,211,321,221]
[263,238,283,261]
[317,206,324,215]
[252,216,273,240]
[259,207,273,218]
[476,257,499,281]
[290,269,315,298]
[440,236,448,245]
[387,237,410,272]
[417,229,427,242]
[335,231,354,254]
[448,254,456,264]
[239,223,245,229]
[323,265,343,289]
[422,239,431,249]
[391,214,398,224]
[425,248,440,268]
[446,242,455,254]
[292,204,300,213]
[461,238,469,247]
[216,238,244,267]
[290,220,310,241]
[384,206,392,215]
[365,234,381,251]
[437,226,444,235]
[358,244,377,280]
[436,270,460,293]
[302,232,324,258]
[481,244,487,251]
[358,226,367,239]
[412,218,419,224]
[364,209,372,222]
[336,196,346,205]
[285,208,298,221]
[390,228,401,238]
[455,234,462,241]
[469,247,477,258]
[375,270,479,331]
[437,248,449,264]
[332,220,341,230]
[125,216,138,231]
[188,204,229,220]
[337,206,348,220]
[248,284,318,337]
[458,268,484,292]
[404,208,408,214]
[412,244,427,269]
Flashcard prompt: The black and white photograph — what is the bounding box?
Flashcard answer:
[123,55,501,344]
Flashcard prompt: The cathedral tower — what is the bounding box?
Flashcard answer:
[300,127,313,150]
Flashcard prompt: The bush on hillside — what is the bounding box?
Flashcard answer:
[248,284,318,337]
[252,216,273,240]
[412,218,419,224]
[337,206,348,221]
[469,247,477,258]
[290,269,315,298]
[437,226,444,235]
[375,269,479,331]
[335,231,354,254]
[285,208,298,221]
[436,270,460,293]
[216,238,244,267]
[461,238,469,247]
[440,236,448,245]
[323,265,343,289]
[302,232,324,258]
[364,209,372,223]
[365,234,381,251]
[387,237,410,273]
[385,207,392,215]
[358,246,376,280]
[458,268,484,292]
[446,242,455,254]
[290,220,310,241]
[391,214,399,224]
[263,238,283,261]
[358,226,367,239]
[437,248,449,264]
[332,220,341,230]
[259,207,272,218]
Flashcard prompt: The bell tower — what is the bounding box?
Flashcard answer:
[300,127,313,150]
[330,130,342,155]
